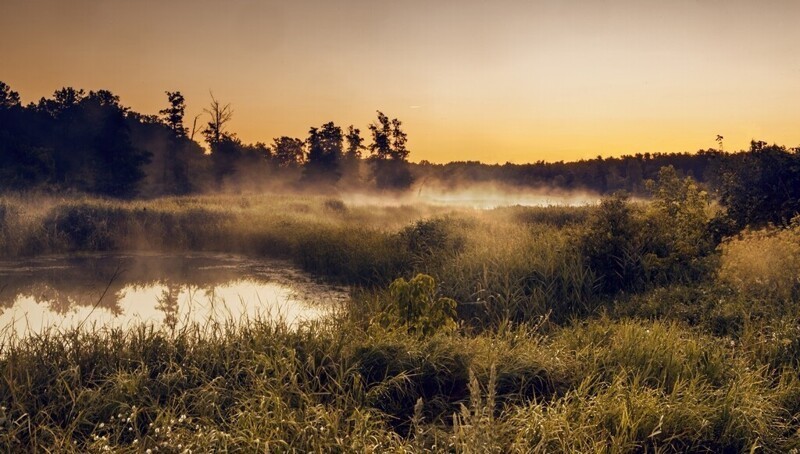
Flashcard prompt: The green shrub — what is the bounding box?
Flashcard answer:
[581,192,646,294]
[581,168,715,296]
[382,274,457,336]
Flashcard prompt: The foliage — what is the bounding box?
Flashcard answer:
[581,192,645,294]
[714,141,800,229]
[382,274,457,336]
[368,110,414,190]
[0,81,20,108]
[582,168,714,295]
[270,136,305,168]
[158,91,187,138]
[642,165,713,285]
[303,122,343,184]
[0,84,152,197]
[2,192,800,450]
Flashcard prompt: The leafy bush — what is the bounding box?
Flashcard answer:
[641,166,714,285]
[581,192,646,294]
[381,274,457,336]
[581,167,715,295]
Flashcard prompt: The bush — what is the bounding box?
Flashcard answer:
[581,167,715,295]
[581,192,646,294]
[382,274,457,336]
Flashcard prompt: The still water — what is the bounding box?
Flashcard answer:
[0,254,349,337]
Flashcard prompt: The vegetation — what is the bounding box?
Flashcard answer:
[3,80,800,451]
[3,80,800,209]
[2,158,800,450]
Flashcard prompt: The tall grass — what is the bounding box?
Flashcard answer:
[718,218,800,303]
[4,311,799,451]
[3,192,800,451]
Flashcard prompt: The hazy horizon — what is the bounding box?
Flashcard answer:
[3,0,799,164]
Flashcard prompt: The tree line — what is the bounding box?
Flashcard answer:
[0,82,414,196]
[2,81,799,229]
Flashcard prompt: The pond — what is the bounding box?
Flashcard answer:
[0,253,349,338]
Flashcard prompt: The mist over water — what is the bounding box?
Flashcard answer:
[340,182,601,209]
[0,254,349,339]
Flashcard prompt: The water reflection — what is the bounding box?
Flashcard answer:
[0,254,349,337]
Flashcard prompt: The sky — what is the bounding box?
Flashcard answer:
[1,0,799,163]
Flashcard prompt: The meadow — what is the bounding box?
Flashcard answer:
[1,178,800,452]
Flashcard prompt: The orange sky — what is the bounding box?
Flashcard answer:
[2,0,799,163]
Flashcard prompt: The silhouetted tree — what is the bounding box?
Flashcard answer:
[390,117,409,161]
[345,125,365,161]
[342,125,365,181]
[83,90,151,197]
[368,111,392,159]
[36,87,86,117]
[202,93,233,146]
[0,81,20,109]
[210,137,243,185]
[715,141,800,229]
[271,136,305,168]
[368,111,413,189]
[303,121,343,184]
[0,81,51,189]
[158,91,191,193]
[159,91,188,138]
[202,94,238,185]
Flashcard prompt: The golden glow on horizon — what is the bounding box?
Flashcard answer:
[2,0,799,163]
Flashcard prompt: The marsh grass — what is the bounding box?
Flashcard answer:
[3,304,799,451]
[2,193,800,451]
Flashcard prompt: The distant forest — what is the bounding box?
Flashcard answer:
[1,81,799,227]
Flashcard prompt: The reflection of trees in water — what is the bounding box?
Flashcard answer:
[0,255,254,314]
[0,283,127,317]
[155,282,181,331]
[0,255,315,321]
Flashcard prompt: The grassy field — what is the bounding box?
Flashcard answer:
[1,188,800,452]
